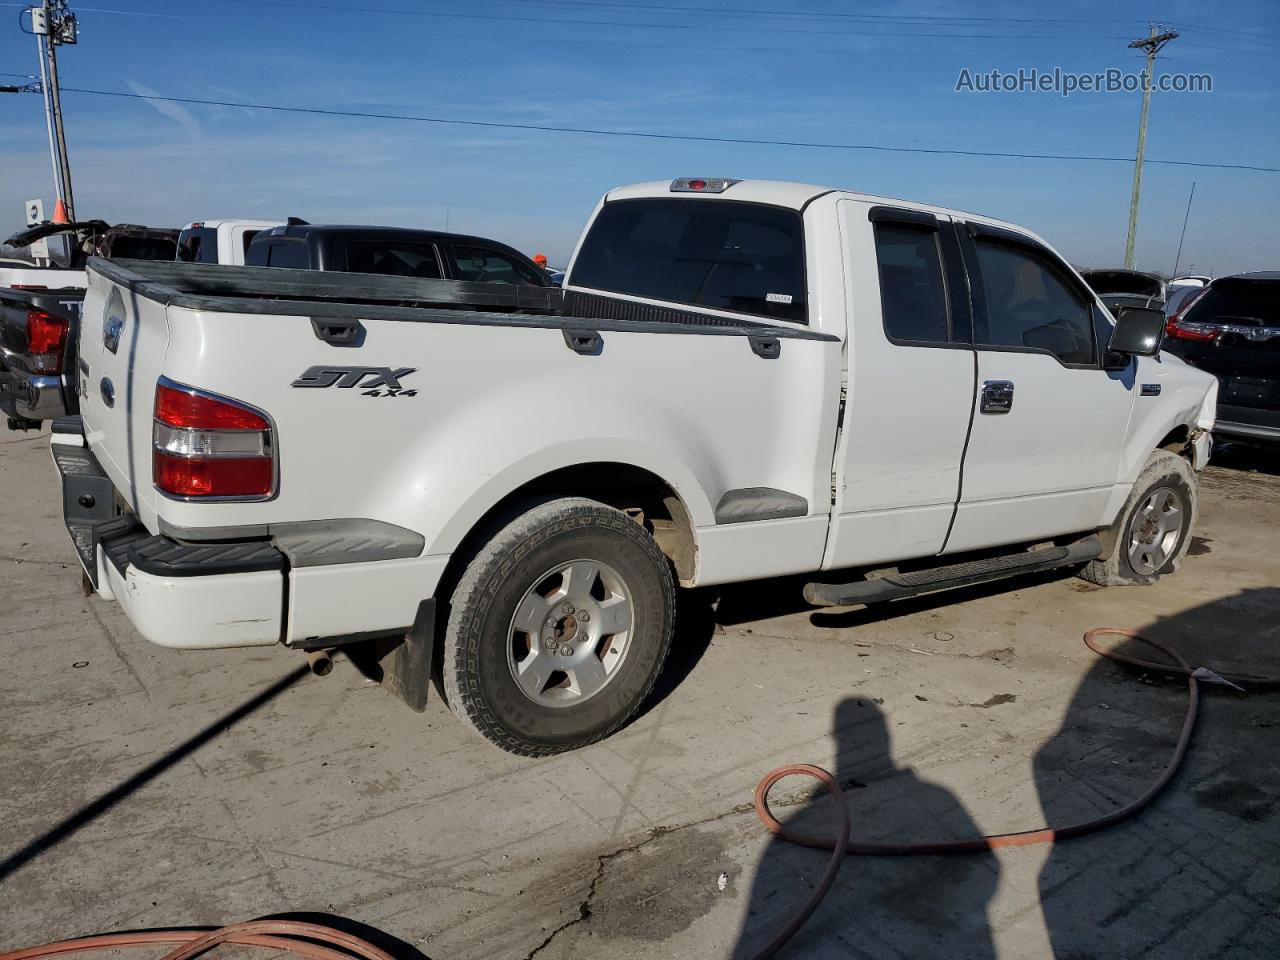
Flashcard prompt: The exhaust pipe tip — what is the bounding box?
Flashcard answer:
[307,649,334,677]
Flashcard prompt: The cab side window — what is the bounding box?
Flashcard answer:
[450,245,544,286]
[973,239,1095,366]
[873,223,950,343]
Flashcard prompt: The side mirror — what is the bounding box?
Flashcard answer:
[1108,306,1166,358]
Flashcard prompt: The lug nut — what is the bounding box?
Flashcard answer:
[578,612,590,622]
[544,637,559,651]
[561,602,575,615]
[577,631,588,642]
[560,644,574,656]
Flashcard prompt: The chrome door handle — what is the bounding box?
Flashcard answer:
[980,379,1014,414]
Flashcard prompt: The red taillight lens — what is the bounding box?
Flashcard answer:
[1165,314,1220,342]
[688,179,707,191]
[155,385,269,430]
[153,452,273,498]
[27,310,69,374]
[153,382,274,498]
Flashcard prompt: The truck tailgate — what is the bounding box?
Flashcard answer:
[78,265,171,529]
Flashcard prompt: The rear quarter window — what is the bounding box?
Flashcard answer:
[569,198,807,323]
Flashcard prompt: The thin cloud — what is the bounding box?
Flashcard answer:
[124,79,203,137]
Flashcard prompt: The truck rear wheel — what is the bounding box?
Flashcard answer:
[1079,450,1197,586]
[442,497,675,756]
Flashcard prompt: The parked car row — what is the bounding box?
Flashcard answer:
[2,215,557,430]
[1075,266,1280,447]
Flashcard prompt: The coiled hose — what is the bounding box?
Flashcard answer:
[2,630,1275,960]
[747,627,1280,959]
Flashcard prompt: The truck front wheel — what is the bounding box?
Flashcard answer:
[1079,449,1198,586]
[442,497,676,755]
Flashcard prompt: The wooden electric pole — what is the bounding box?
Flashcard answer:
[1123,25,1178,270]
[28,1,79,221]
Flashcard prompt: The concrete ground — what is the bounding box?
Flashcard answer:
[2,428,1278,960]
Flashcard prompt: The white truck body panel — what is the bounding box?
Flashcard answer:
[69,179,1216,651]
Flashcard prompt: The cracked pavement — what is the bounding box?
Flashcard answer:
[2,428,1278,959]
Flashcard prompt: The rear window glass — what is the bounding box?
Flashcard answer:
[345,241,442,278]
[1186,281,1280,327]
[569,198,806,323]
[108,236,177,261]
[246,238,310,269]
[177,227,217,263]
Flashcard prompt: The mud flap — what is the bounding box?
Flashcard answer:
[382,598,436,712]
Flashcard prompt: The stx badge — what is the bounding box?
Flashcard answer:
[292,366,418,397]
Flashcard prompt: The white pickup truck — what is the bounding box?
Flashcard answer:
[55,178,1216,755]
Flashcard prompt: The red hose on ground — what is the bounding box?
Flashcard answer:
[0,921,396,960]
[747,627,1277,959]
[2,631,1273,960]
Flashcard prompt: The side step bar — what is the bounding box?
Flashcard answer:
[803,535,1103,608]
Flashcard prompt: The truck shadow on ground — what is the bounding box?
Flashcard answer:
[638,567,1079,722]
[727,587,1280,959]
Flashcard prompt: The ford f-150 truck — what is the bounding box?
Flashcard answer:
[55,178,1216,755]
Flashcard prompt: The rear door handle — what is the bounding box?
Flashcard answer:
[980,379,1014,414]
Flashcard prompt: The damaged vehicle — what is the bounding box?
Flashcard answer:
[54,178,1216,754]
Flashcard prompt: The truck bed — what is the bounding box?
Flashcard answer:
[93,258,836,344]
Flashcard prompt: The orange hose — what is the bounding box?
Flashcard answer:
[749,627,1278,959]
[0,921,396,960]
[3,632,1273,960]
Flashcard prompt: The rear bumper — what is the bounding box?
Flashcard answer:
[1215,420,1280,442]
[1,366,68,424]
[53,431,287,649]
[52,423,445,649]
[1214,402,1280,443]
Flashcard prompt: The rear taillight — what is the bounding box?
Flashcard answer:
[27,310,69,374]
[153,379,275,499]
[1165,315,1220,342]
[1165,289,1214,342]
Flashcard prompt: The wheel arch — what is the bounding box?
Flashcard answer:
[430,458,703,606]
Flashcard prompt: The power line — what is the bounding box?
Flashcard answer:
[515,0,1164,26]
[40,83,1280,174]
[219,0,1135,41]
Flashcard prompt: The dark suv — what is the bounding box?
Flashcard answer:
[245,224,550,286]
[1164,272,1280,444]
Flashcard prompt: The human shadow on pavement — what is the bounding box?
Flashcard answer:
[1034,587,1280,959]
[730,698,999,959]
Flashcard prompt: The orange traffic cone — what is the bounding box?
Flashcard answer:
[52,197,68,224]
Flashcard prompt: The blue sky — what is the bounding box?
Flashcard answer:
[1,0,1277,273]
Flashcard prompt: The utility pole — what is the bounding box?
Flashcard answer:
[27,1,79,221]
[1123,24,1177,270]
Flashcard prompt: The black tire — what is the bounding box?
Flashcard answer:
[1079,450,1198,586]
[442,497,675,756]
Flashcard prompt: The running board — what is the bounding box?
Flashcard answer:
[803,535,1104,608]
